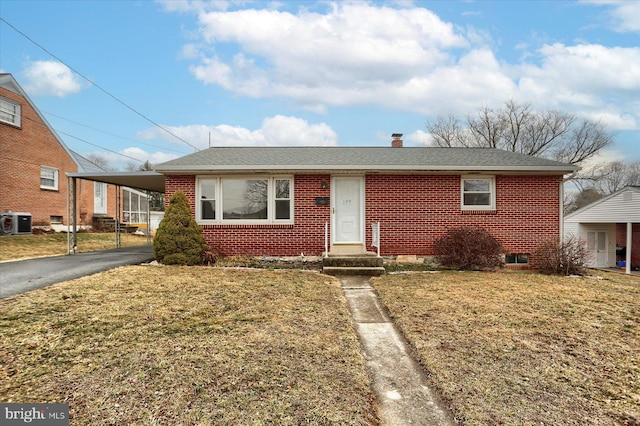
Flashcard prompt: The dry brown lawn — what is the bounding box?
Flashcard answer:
[0,266,378,425]
[0,233,148,262]
[372,270,640,425]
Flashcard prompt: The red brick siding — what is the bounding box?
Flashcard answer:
[0,87,110,227]
[165,175,331,256]
[616,223,640,269]
[365,174,563,267]
[165,173,563,265]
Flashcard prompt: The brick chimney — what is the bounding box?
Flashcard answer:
[391,133,403,148]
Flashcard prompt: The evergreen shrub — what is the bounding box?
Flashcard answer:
[153,191,208,265]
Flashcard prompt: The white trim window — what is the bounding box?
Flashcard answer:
[40,166,59,190]
[0,97,21,127]
[123,188,149,223]
[196,176,293,224]
[461,176,495,210]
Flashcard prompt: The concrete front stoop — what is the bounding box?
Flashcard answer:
[322,253,386,276]
[338,275,456,426]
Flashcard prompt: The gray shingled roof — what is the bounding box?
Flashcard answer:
[155,147,577,173]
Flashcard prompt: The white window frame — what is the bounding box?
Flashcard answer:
[0,96,21,127]
[196,176,294,224]
[461,175,495,210]
[40,166,59,190]
[122,188,149,224]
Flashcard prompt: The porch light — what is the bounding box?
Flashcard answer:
[321,181,328,189]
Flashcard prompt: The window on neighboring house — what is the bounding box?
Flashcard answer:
[122,188,149,224]
[505,254,529,265]
[40,166,59,190]
[196,176,293,224]
[461,176,495,210]
[0,97,21,126]
[50,215,63,224]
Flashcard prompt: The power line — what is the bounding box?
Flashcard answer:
[42,110,191,155]
[20,114,146,164]
[0,17,200,152]
[56,130,145,164]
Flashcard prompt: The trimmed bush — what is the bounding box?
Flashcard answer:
[535,236,589,276]
[434,226,504,270]
[153,191,208,265]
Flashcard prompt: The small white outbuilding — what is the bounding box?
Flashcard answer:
[564,186,640,274]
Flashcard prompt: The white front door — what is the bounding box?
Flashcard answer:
[94,182,107,215]
[587,231,607,267]
[332,176,364,244]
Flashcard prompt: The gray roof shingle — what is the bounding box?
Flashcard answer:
[155,147,578,174]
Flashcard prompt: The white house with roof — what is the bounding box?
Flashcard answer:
[564,186,640,274]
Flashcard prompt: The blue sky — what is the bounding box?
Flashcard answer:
[1,0,638,170]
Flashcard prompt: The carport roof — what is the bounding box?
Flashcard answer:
[66,171,165,193]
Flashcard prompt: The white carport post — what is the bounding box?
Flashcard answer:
[115,185,121,248]
[626,222,632,275]
[70,176,78,254]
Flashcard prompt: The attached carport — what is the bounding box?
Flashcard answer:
[65,171,165,254]
[564,186,640,275]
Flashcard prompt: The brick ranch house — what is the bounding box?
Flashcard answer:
[0,73,150,233]
[155,138,578,268]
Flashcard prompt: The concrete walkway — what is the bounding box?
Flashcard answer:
[338,275,456,426]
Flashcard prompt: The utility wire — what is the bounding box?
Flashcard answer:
[42,110,191,155]
[56,130,145,163]
[20,114,146,164]
[0,17,200,151]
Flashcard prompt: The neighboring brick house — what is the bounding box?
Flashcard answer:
[155,138,577,268]
[0,73,120,231]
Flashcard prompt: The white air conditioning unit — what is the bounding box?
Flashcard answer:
[1,212,32,235]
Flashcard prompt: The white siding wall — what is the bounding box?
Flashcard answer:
[565,188,640,224]
[576,223,617,267]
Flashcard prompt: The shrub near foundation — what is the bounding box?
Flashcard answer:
[153,191,208,265]
[434,226,504,270]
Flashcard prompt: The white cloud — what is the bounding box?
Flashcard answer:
[137,115,338,148]
[171,2,640,134]
[86,147,179,171]
[516,43,640,130]
[583,0,640,32]
[22,60,83,97]
[188,3,469,110]
[405,130,432,146]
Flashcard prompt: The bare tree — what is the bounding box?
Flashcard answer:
[85,153,112,170]
[565,187,603,214]
[426,100,612,165]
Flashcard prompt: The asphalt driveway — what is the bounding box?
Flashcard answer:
[0,245,155,299]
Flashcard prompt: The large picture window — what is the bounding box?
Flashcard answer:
[197,176,293,224]
[461,176,495,210]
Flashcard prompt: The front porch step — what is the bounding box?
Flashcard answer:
[322,254,385,276]
[322,266,386,276]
